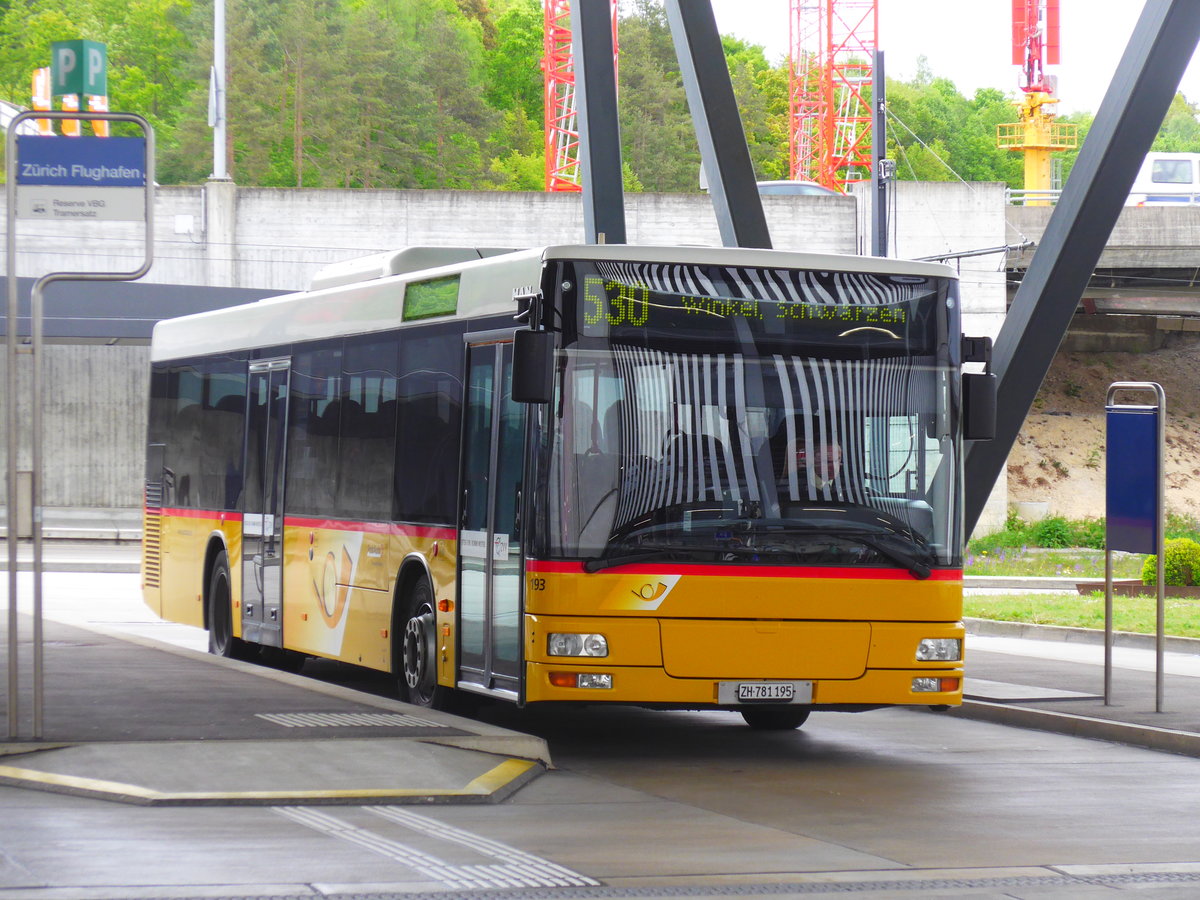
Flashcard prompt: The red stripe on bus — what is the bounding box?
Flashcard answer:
[153,509,453,541]
[525,560,963,580]
[158,507,243,522]
[284,517,456,541]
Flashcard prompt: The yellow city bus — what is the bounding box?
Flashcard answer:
[143,244,993,729]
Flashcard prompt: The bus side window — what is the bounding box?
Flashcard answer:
[203,360,247,511]
[395,324,464,525]
[337,335,399,522]
[286,344,342,515]
[168,365,204,507]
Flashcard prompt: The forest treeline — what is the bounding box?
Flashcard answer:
[4,0,1200,190]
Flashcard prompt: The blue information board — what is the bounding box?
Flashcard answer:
[1106,405,1159,554]
[16,136,146,187]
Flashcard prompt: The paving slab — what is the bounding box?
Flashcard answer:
[0,615,548,806]
[956,620,1200,758]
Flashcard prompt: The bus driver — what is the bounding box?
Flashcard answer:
[794,438,842,492]
[774,417,843,498]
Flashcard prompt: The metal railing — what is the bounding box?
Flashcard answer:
[1006,189,1063,206]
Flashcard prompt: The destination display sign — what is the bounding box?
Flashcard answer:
[578,272,927,351]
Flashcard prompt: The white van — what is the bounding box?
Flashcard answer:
[1126,152,1200,205]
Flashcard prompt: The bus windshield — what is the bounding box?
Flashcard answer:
[537,259,961,571]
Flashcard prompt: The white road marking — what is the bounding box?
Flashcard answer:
[273,805,599,890]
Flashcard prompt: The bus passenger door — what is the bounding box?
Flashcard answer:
[458,337,525,699]
[243,359,290,648]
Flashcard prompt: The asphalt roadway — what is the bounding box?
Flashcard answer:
[7,518,1200,797]
[4,514,1200,898]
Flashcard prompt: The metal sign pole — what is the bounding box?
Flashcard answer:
[5,112,20,739]
[1156,387,1165,713]
[1104,535,1113,705]
[5,110,154,740]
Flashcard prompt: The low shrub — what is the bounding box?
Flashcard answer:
[969,513,1195,556]
[1166,512,1200,543]
[1067,517,1106,550]
[1029,516,1072,548]
[1141,538,1200,586]
[972,514,1105,552]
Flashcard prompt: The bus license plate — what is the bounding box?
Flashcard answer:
[738,682,793,702]
[718,681,812,704]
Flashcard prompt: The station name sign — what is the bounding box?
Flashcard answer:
[15,135,147,220]
[21,160,143,185]
[17,136,145,185]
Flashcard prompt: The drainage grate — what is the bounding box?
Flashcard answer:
[255,711,448,729]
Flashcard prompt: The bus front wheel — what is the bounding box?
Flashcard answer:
[207,550,255,660]
[740,707,810,730]
[398,580,451,709]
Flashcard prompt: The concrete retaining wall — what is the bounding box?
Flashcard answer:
[1007,203,1200,269]
[1,345,149,508]
[7,186,858,292]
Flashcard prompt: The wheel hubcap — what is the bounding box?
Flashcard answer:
[402,608,436,695]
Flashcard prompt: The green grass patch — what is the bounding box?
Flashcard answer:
[971,511,1200,554]
[964,592,1200,638]
[965,511,1200,579]
[964,548,1144,579]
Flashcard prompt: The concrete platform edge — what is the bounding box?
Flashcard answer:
[0,756,544,807]
[0,559,140,573]
[965,616,1200,655]
[945,700,1200,759]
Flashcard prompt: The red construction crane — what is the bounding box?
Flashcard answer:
[998,0,1076,204]
[543,0,618,192]
[1013,0,1059,93]
[789,0,877,192]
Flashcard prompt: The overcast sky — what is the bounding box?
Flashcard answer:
[708,0,1200,116]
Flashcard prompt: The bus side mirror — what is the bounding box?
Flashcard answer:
[512,330,554,404]
[962,373,996,441]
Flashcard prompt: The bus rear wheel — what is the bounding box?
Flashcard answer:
[740,707,811,730]
[207,550,255,661]
[398,580,451,709]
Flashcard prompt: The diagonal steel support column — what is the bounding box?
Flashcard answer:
[572,0,626,244]
[963,0,1200,535]
[665,0,771,249]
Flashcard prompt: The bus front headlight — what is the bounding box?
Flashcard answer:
[916,638,962,662]
[548,633,609,657]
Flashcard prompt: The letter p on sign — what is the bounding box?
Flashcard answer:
[51,40,107,98]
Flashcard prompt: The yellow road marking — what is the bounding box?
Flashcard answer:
[0,757,539,805]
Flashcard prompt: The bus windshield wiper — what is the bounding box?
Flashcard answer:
[755,520,932,579]
[582,539,716,572]
[583,548,676,573]
[830,531,931,580]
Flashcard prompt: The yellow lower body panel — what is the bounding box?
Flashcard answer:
[524,613,963,707]
[524,660,962,706]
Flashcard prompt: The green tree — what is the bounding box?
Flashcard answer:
[617,0,699,192]
[87,0,193,133]
[0,0,97,105]
[722,35,788,182]
[454,0,496,49]
[886,68,1026,187]
[403,0,497,188]
[484,0,541,123]
[1152,92,1200,152]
